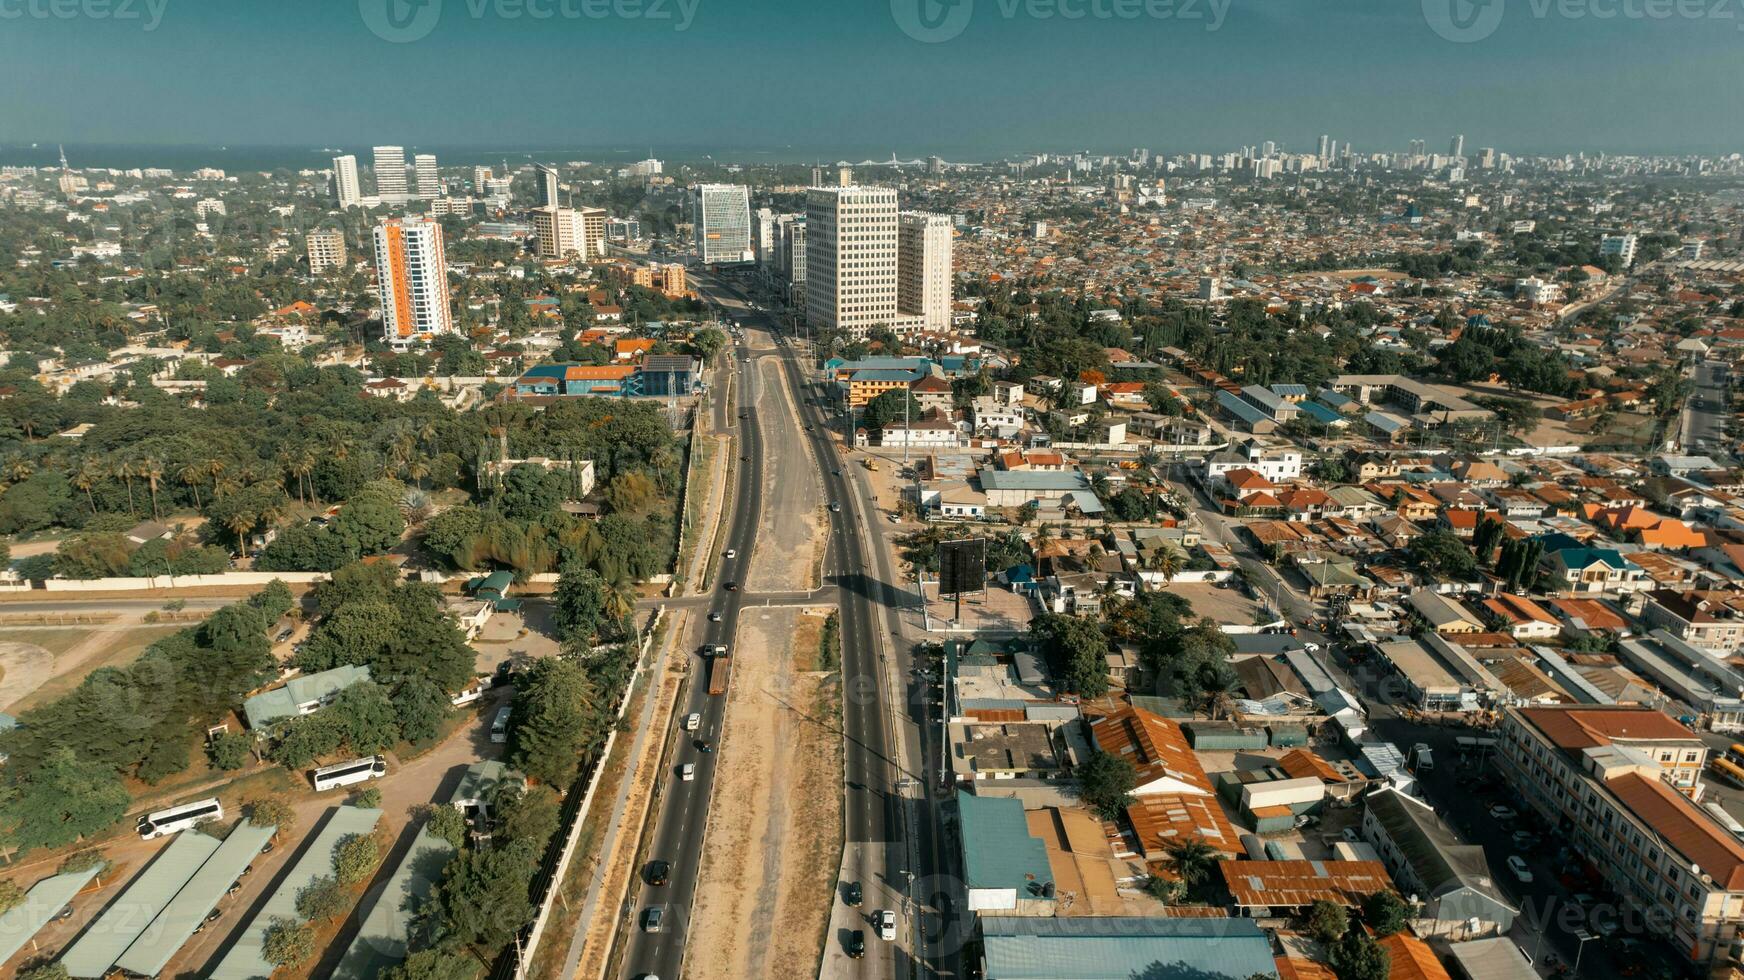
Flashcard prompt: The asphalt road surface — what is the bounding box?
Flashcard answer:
[618,337,766,980]
[1680,360,1731,459]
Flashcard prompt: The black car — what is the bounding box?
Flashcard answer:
[724,581,737,591]
[844,881,863,906]
[846,930,866,958]
[647,860,671,886]
[696,739,715,753]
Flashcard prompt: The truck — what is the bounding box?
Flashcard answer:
[862,458,878,471]
[708,652,733,696]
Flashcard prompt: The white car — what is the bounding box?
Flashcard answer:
[684,713,701,732]
[725,549,737,559]
[1506,855,1533,883]
[680,764,696,781]
[875,909,897,941]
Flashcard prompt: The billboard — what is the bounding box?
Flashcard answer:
[938,538,987,596]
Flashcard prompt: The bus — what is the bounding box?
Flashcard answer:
[1712,745,1744,788]
[137,798,223,840]
[312,755,388,793]
[491,706,513,744]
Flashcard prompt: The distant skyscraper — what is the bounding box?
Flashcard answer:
[532,206,585,259]
[1449,134,1465,159]
[811,166,825,188]
[332,155,361,209]
[578,207,607,258]
[307,228,346,273]
[1261,141,1276,159]
[898,212,953,331]
[1317,135,1331,162]
[752,207,778,269]
[693,184,753,265]
[372,146,408,202]
[373,216,452,345]
[414,154,439,198]
[535,164,561,208]
[778,214,806,300]
[806,185,908,339]
[837,166,853,187]
[1408,139,1427,158]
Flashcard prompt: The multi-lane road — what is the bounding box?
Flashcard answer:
[1680,359,1732,458]
[617,335,766,980]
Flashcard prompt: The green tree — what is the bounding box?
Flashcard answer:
[352,787,383,809]
[1361,890,1409,937]
[382,949,481,980]
[509,657,608,786]
[552,561,608,645]
[1307,898,1350,943]
[247,797,296,836]
[426,805,469,849]
[333,832,381,886]
[1029,613,1110,699]
[207,731,254,771]
[262,916,317,970]
[859,388,923,431]
[497,783,561,849]
[1408,529,1476,578]
[424,837,539,952]
[295,875,350,922]
[1329,925,1390,980]
[1075,751,1137,820]
[0,748,129,852]
[0,879,25,915]
[18,964,73,980]
[1166,838,1223,895]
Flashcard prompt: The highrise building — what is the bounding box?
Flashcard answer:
[577,207,607,258]
[473,166,493,190]
[414,154,439,198]
[806,186,901,339]
[372,217,452,345]
[752,207,778,269]
[898,212,953,331]
[778,214,806,291]
[1449,134,1466,159]
[307,228,346,273]
[693,184,753,265]
[372,146,408,202]
[837,166,853,188]
[1317,135,1331,162]
[1601,233,1639,268]
[332,154,362,209]
[535,164,561,208]
[532,206,586,259]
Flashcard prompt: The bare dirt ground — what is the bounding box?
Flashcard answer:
[687,606,843,980]
[0,640,52,710]
[746,357,825,594]
[0,623,187,712]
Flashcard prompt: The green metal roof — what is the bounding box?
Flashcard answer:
[450,760,516,807]
[0,866,101,966]
[980,916,1278,980]
[115,820,278,977]
[207,807,383,980]
[61,830,223,978]
[955,794,1052,896]
[243,664,372,730]
[330,826,454,980]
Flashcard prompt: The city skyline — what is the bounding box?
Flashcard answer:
[1,0,1740,156]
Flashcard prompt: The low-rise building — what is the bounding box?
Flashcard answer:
[1360,786,1516,939]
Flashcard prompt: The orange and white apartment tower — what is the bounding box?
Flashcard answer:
[373,216,452,346]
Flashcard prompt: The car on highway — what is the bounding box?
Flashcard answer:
[845,930,866,959]
[696,739,714,753]
[844,881,862,906]
[680,763,696,781]
[684,713,701,731]
[642,907,664,932]
[647,860,671,886]
[829,502,841,512]
[709,611,722,622]
[724,581,738,591]
[725,549,737,559]
[875,909,897,941]
[1506,856,1533,883]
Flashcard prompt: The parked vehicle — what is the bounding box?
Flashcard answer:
[1507,856,1533,883]
[312,755,387,793]
[137,798,223,840]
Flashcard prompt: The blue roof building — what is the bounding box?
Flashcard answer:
[956,794,1054,913]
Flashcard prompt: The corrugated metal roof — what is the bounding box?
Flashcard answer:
[330,826,454,980]
[957,794,1053,895]
[243,664,372,729]
[0,866,101,966]
[115,820,278,976]
[62,831,223,978]
[980,916,1276,979]
[208,807,383,980]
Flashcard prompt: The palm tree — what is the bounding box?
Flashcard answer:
[177,460,207,510]
[604,574,637,630]
[140,456,164,520]
[1145,546,1184,585]
[293,446,318,504]
[1,454,34,486]
[74,458,104,514]
[223,508,255,555]
[1031,524,1056,576]
[1165,839,1221,895]
[113,458,137,515]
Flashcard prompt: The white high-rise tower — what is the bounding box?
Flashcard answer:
[373,217,452,345]
[898,212,953,331]
[332,154,361,209]
[372,145,408,202]
[693,184,753,265]
[414,154,439,198]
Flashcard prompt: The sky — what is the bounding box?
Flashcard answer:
[2,0,1741,159]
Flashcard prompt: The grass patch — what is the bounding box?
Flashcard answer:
[0,629,96,658]
[4,625,186,711]
[817,611,840,673]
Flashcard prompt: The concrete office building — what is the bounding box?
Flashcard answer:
[414,153,439,198]
[805,186,930,339]
[306,228,346,274]
[373,217,452,346]
[372,145,407,203]
[331,154,361,209]
[693,183,753,264]
[898,211,953,330]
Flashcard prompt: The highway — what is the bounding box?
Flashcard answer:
[693,269,961,980]
[617,335,766,980]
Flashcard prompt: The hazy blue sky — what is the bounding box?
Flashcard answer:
[3,0,1740,157]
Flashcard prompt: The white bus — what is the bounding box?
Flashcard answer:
[137,798,223,840]
[490,706,513,744]
[312,755,388,793]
